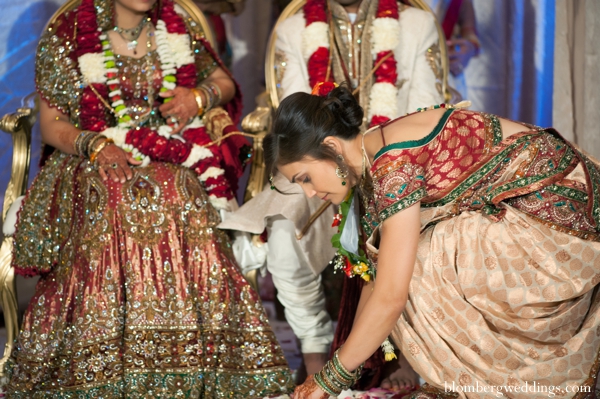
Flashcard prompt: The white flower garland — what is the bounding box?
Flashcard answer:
[77,21,230,210]
[301,21,329,61]
[301,4,402,124]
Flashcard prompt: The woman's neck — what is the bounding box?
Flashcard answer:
[114,3,146,29]
[340,135,367,180]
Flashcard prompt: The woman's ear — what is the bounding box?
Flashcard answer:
[322,136,343,154]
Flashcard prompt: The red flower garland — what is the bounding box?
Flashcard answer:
[75,0,234,202]
[304,0,400,127]
[304,0,332,89]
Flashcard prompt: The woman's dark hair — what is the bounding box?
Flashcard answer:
[264,85,364,176]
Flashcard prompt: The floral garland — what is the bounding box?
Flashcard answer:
[76,0,233,209]
[302,0,401,127]
[331,188,375,282]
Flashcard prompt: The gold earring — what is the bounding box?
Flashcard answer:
[335,166,347,186]
[335,154,348,186]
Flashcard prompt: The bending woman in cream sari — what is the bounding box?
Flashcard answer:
[266,85,600,399]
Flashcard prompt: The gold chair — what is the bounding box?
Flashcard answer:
[0,0,216,380]
[243,0,452,200]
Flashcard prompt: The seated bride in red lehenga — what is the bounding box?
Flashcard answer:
[266,84,600,399]
[4,0,294,396]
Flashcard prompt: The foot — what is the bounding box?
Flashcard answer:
[380,351,420,393]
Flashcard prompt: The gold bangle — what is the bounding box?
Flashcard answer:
[89,138,114,164]
[190,88,204,116]
[86,134,106,157]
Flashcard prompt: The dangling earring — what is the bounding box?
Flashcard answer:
[269,173,276,190]
[335,155,348,186]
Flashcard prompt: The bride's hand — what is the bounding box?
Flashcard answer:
[291,375,330,399]
[159,86,199,135]
[95,143,142,183]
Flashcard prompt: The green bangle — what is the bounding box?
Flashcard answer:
[332,349,355,380]
[327,361,353,386]
[314,369,341,396]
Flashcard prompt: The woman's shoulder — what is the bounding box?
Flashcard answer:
[40,8,78,45]
[36,9,80,114]
[366,108,451,161]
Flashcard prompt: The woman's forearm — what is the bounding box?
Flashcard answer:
[338,286,406,371]
[39,100,81,155]
[202,67,235,105]
[352,283,374,328]
[337,203,421,373]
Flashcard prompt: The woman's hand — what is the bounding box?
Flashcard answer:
[95,144,143,183]
[158,86,199,135]
[447,38,477,76]
[291,375,330,399]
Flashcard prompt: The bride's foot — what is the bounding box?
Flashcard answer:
[380,351,420,392]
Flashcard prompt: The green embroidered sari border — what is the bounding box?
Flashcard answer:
[374,109,454,160]
[488,145,576,204]
[378,187,427,222]
[422,132,547,209]
[489,114,503,146]
[545,184,589,203]
[580,154,600,227]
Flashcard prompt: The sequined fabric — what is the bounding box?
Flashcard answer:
[367,109,600,398]
[8,154,294,398]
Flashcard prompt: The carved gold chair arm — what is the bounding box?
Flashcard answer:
[0,95,37,380]
[241,91,272,134]
[242,92,272,203]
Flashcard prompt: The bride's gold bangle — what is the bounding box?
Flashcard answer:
[190,88,204,116]
[89,138,114,164]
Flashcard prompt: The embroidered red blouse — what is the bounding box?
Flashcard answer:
[363,109,599,242]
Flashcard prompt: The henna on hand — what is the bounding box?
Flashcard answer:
[95,144,141,183]
[158,86,199,135]
[292,375,330,399]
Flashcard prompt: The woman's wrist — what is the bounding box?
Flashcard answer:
[462,32,480,55]
[190,88,205,116]
[197,82,222,112]
[73,130,98,158]
[89,137,114,164]
[313,348,363,396]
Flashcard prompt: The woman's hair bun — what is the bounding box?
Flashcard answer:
[322,85,363,130]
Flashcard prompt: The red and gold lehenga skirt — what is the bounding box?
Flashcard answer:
[6,152,294,398]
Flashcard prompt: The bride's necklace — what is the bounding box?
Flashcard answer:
[113,17,149,54]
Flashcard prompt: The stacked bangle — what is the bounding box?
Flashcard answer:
[89,137,114,164]
[313,349,363,396]
[73,130,98,158]
[197,83,222,113]
[190,88,204,116]
[205,83,222,104]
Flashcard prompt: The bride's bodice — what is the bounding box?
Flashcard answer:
[114,51,164,127]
